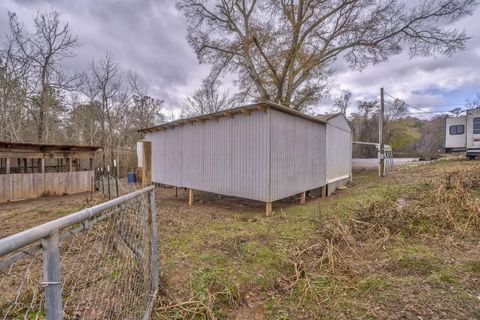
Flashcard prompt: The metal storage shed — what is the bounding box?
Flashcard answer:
[138,102,352,216]
[317,113,353,195]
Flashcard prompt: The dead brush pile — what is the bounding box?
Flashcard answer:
[354,164,480,237]
[279,164,480,298]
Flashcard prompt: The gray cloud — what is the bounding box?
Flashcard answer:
[0,0,209,109]
[324,8,480,115]
[1,0,479,116]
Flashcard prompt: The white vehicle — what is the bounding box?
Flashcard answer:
[445,108,480,159]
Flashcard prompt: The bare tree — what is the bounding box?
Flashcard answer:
[65,92,101,146]
[0,39,30,141]
[351,97,407,144]
[8,11,78,142]
[87,52,123,169]
[178,0,477,110]
[186,74,234,115]
[449,107,464,116]
[333,91,352,115]
[466,93,480,109]
[127,71,165,131]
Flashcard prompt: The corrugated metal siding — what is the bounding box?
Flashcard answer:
[146,111,269,202]
[231,111,269,201]
[270,109,326,201]
[182,123,204,188]
[145,108,352,203]
[203,117,232,195]
[327,114,351,131]
[326,115,352,181]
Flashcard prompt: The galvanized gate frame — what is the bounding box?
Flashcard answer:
[0,186,158,320]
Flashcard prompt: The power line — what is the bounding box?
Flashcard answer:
[383,91,429,112]
[405,110,459,115]
[383,91,467,114]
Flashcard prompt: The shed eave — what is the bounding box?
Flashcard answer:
[138,101,327,133]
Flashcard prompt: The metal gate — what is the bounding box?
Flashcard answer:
[0,186,158,319]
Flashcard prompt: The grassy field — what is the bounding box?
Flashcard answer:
[1,159,478,319]
[152,159,480,319]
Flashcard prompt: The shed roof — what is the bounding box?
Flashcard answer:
[0,141,101,152]
[138,101,327,133]
[315,113,343,121]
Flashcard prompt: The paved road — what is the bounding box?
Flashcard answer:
[352,158,419,169]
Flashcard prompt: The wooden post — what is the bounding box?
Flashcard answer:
[89,158,95,171]
[90,175,94,201]
[40,159,45,173]
[188,188,194,206]
[5,158,10,174]
[174,186,178,198]
[300,192,306,204]
[66,158,73,172]
[141,141,152,186]
[266,202,273,217]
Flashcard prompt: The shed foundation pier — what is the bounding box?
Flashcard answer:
[265,202,272,217]
[300,192,306,204]
[188,189,194,206]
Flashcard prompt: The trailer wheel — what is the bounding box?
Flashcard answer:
[467,155,476,160]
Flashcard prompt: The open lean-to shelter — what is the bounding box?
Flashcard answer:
[138,102,352,216]
[0,141,100,203]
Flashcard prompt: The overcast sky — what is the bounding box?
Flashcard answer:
[1,0,479,117]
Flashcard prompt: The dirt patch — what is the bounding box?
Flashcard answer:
[0,192,104,238]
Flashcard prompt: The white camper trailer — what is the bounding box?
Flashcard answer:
[445,109,480,159]
[445,116,466,153]
[466,109,480,158]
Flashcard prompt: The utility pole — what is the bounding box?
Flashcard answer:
[379,88,385,177]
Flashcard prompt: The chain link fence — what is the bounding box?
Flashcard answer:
[352,141,394,175]
[96,173,143,200]
[0,186,158,320]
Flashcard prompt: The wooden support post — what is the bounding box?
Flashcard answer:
[300,192,306,204]
[174,186,178,198]
[66,158,73,172]
[90,158,95,170]
[320,186,326,198]
[188,188,194,206]
[266,202,273,217]
[5,158,10,174]
[142,141,152,186]
[40,159,45,173]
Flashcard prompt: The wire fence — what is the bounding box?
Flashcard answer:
[352,141,394,175]
[96,173,143,200]
[0,186,158,320]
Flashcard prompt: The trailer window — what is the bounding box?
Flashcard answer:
[474,118,480,134]
[449,125,464,135]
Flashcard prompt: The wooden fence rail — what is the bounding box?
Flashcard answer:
[0,171,94,203]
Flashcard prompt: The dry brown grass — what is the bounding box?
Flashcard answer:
[271,162,480,319]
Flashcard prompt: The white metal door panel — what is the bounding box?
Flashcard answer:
[467,109,480,149]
